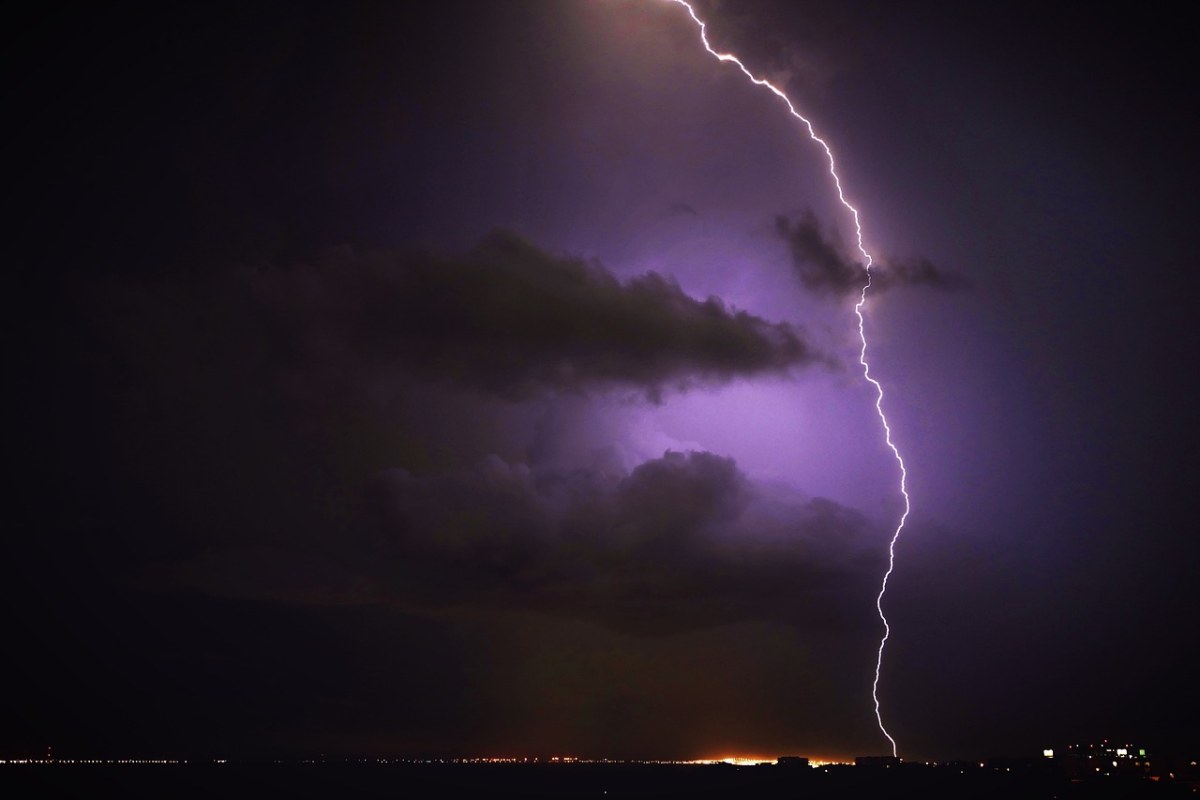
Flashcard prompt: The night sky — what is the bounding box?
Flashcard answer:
[8,0,1196,762]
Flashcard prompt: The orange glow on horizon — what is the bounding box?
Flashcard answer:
[699,753,854,766]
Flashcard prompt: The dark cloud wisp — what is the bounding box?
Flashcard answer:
[775,211,966,296]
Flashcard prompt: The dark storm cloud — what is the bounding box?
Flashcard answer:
[77,226,837,578]
[168,451,881,636]
[775,211,861,294]
[775,211,966,295]
[250,230,822,400]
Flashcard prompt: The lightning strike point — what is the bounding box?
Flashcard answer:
[662,0,910,758]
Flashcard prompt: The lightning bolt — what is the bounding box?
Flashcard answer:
[663,0,910,757]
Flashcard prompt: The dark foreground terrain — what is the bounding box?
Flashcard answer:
[3,762,1197,799]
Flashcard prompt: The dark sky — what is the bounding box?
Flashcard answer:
[8,0,1196,762]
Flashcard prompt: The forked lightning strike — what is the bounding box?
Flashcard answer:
[663,0,911,757]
